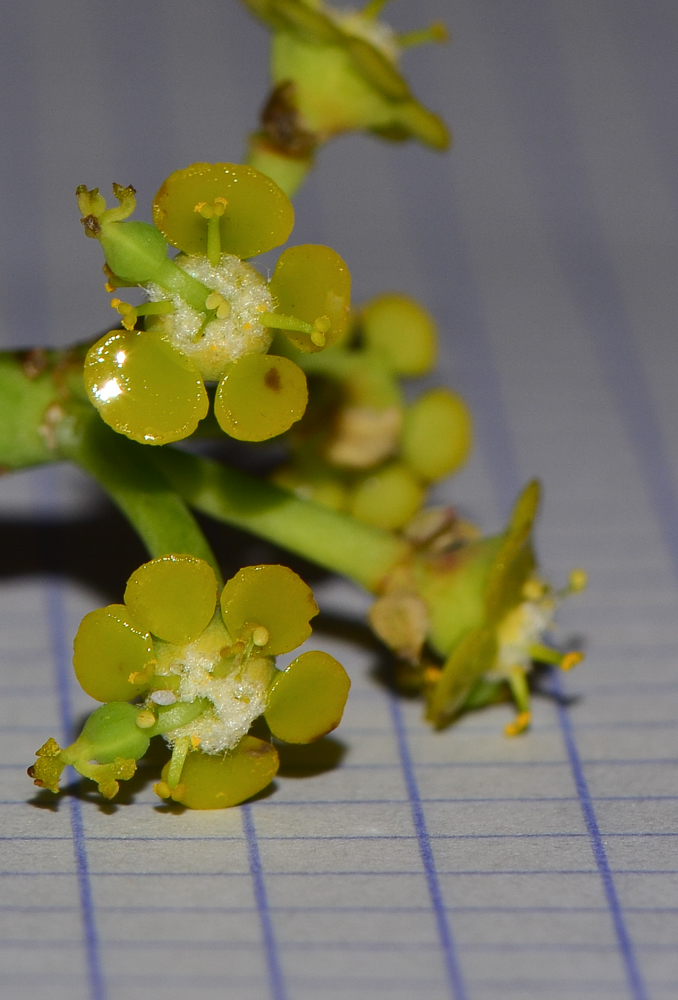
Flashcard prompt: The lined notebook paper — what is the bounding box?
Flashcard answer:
[1,2,677,998]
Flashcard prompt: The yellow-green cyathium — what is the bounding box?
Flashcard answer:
[368,480,587,735]
[271,292,473,530]
[29,555,350,808]
[78,162,350,446]
[242,0,450,194]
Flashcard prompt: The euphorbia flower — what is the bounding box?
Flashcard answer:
[243,0,450,190]
[368,480,586,734]
[78,162,350,445]
[30,555,350,808]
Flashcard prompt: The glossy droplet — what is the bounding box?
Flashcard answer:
[360,293,437,375]
[265,650,351,743]
[73,605,154,702]
[84,329,208,445]
[401,389,472,482]
[161,737,279,809]
[348,462,424,530]
[268,245,351,351]
[220,564,318,655]
[153,162,294,259]
[124,555,218,645]
[214,354,307,441]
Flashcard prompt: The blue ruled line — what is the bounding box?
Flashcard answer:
[242,804,287,1000]
[45,576,107,1000]
[552,670,650,1000]
[389,694,468,1000]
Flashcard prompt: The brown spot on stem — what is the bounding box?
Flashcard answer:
[19,348,48,379]
[264,366,282,392]
[81,214,101,238]
[260,81,317,157]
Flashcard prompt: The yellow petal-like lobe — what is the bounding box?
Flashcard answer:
[161,737,279,809]
[84,329,208,445]
[124,555,218,645]
[215,354,307,441]
[220,564,318,655]
[153,162,294,259]
[265,650,350,743]
[73,605,154,702]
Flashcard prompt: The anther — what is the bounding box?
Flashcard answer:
[191,735,201,749]
[522,578,545,601]
[561,651,584,672]
[505,710,531,737]
[568,569,588,593]
[111,298,137,330]
[423,666,443,685]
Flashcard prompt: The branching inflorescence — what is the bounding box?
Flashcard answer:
[17,0,588,809]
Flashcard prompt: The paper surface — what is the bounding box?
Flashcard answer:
[1,2,677,998]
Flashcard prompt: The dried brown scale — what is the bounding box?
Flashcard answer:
[260,80,318,157]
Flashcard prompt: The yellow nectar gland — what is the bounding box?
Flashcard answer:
[154,780,171,799]
[561,651,584,672]
[505,710,531,737]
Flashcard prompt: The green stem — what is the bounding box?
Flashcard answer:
[247,134,314,199]
[152,447,409,593]
[55,403,222,583]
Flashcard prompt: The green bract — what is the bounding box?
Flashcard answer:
[30,555,351,808]
[78,163,350,445]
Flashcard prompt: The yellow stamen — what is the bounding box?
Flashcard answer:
[191,735,201,749]
[311,330,326,347]
[522,578,545,601]
[561,651,584,672]
[504,710,531,737]
[423,666,442,685]
[569,569,588,592]
[111,298,137,330]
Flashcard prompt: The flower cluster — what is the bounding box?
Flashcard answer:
[271,292,473,531]
[29,555,350,808]
[78,162,350,445]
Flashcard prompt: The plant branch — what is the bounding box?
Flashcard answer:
[55,403,222,583]
[152,446,410,593]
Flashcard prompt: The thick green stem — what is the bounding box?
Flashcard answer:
[55,404,222,582]
[152,447,409,593]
